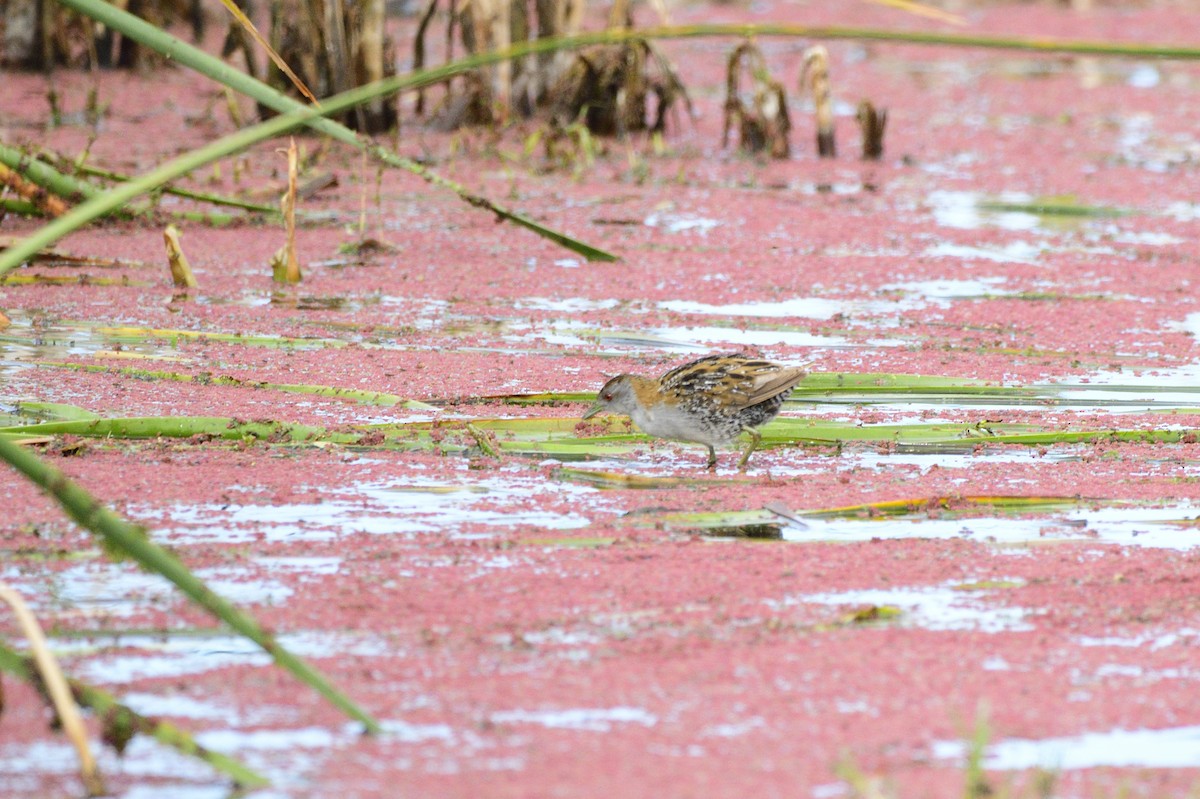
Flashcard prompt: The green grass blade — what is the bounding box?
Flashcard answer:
[0,436,382,733]
[2,416,349,442]
[451,375,1027,406]
[91,324,346,349]
[0,641,269,788]
[4,412,1194,457]
[975,200,1130,218]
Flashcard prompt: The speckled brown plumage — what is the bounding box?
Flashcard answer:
[582,353,807,469]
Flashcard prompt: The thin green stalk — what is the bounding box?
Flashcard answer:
[72,161,280,214]
[50,0,616,264]
[0,641,269,788]
[761,24,1200,58]
[0,436,382,733]
[163,208,242,225]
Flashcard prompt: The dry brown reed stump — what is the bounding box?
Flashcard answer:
[271,138,303,284]
[545,39,689,136]
[414,0,688,137]
[163,224,198,289]
[800,45,836,158]
[856,100,887,160]
[722,40,790,159]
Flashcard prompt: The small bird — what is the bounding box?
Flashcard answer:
[582,353,807,469]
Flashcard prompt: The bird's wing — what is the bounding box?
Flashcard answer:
[660,355,806,409]
[658,354,723,389]
[738,365,808,406]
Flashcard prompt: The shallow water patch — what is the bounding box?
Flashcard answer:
[501,318,879,353]
[656,500,1200,550]
[782,504,1200,550]
[933,724,1200,770]
[142,476,595,544]
[48,629,394,684]
[776,584,1033,633]
[927,190,1133,234]
[0,557,334,618]
[490,706,657,731]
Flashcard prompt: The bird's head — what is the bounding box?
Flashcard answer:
[582,374,637,419]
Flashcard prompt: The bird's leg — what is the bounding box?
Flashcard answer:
[706,445,718,469]
[737,430,761,470]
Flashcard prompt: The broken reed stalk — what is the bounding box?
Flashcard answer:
[0,162,70,217]
[163,224,198,288]
[0,436,383,734]
[856,100,887,160]
[466,422,501,458]
[272,137,303,283]
[723,40,790,158]
[0,640,270,788]
[801,46,835,158]
[0,583,105,797]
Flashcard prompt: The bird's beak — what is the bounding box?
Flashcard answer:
[581,402,603,420]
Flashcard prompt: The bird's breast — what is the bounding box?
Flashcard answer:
[631,403,737,446]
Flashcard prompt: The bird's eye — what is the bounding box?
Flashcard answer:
[603,392,613,400]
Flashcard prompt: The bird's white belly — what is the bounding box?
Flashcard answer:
[630,404,732,446]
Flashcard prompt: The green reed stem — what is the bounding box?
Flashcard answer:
[0,641,270,788]
[0,436,382,733]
